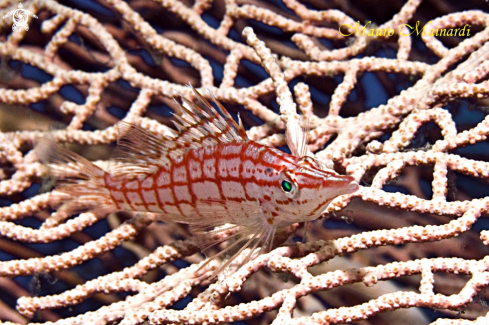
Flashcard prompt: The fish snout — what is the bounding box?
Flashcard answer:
[324,174,359,196]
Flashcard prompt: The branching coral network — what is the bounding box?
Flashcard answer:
[0,0,489,324]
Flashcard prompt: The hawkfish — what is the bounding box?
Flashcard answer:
[36,86,359,275]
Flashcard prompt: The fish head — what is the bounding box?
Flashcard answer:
[270,156,358,225]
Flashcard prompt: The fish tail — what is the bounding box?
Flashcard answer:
[34,138,116,217]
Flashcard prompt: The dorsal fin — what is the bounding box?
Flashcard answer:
[172,85,249,146]
[109,86,248,179]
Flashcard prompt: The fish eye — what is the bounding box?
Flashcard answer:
[281,180,292,192]
[279,171,299,198]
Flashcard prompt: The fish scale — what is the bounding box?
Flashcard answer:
[36,86,359,276]
[108,141,299,225]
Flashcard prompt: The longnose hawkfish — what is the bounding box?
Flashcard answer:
[36,86,359,276]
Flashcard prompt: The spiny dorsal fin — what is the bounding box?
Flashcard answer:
[110,122,173,179]
[172,85,249,147]
[109,86,248,179]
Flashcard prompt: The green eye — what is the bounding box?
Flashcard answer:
[280,172,299,198]
[281,180,293,192]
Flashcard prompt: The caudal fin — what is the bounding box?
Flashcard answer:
[34,139,116,217]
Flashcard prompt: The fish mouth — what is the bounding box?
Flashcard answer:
[345,180,360,194]
[304,169,360,196]
[330,176,359,196]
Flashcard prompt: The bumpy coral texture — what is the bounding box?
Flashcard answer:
[0,0,488,324]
